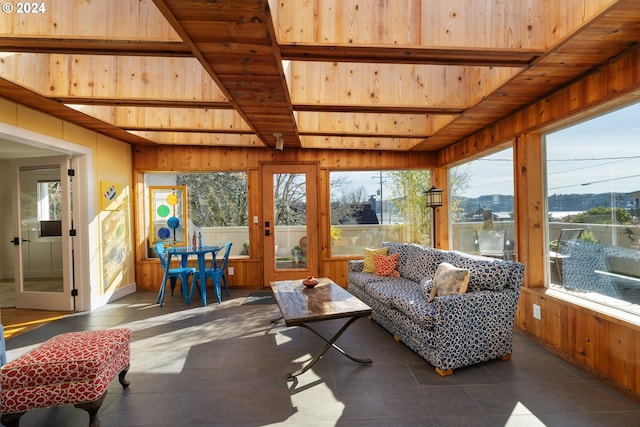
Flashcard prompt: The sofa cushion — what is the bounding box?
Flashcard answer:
[428,262,470,302]
[348,271,382,290]
[363,247,389,273]
[364,277,420,306]
[445,251,509,292]
[375,253,400,277]
[389,286,437,330]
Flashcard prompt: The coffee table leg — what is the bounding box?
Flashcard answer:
[287,316,372,379]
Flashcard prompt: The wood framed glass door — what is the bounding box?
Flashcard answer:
[261,163,319,285]
[11,157,74,311]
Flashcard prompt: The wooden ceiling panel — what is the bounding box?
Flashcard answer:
[272,0,545,49]
[300,136,423,151]
[272,0,618,49]
[0,0,181,40]
[0,0,637,153]
[296,112,457,137]
[65,105,252,133]
[288,61,521,109]
[0,53,228,102]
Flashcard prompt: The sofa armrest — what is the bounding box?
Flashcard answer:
[348,260,364,272]
[432,289,520,349]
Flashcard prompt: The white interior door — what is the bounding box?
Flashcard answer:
[12,157,74,311]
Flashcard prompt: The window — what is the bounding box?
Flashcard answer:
[37,178,63,237]
[37,179,62,221]
[329,170,430,255]
[545,101,640,315]
[144,172,249,258]
[449,148,515,259]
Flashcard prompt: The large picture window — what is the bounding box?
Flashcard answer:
[144,172,249,258]
[545,101,640,315]
[449,148,515,260]
[329,170,430,255]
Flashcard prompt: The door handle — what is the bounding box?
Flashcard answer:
[10,237,30,245]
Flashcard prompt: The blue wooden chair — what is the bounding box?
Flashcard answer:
[155,242,196,306]
[189,242,232,304]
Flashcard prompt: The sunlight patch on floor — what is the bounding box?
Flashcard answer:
[505,402,547,426]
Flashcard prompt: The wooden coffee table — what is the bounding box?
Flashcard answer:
[270,277,373,379]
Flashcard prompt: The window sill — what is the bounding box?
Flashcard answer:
[539,287,640,330]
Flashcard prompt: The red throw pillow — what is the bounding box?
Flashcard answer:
[374,253,400,277]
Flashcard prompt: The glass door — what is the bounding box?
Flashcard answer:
[262,163,318,285]
[11,157,74,310]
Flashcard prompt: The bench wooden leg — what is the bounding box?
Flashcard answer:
[74,392,106,427]
[118,363,131,388]
[0,411,25,427]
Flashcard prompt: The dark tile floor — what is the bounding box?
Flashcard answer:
[4,289,640,426]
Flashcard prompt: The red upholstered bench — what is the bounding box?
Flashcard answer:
[0,328,131,427]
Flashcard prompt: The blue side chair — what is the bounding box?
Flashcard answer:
[190,242,232,305]
[155,242,196,307]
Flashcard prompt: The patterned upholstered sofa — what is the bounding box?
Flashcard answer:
[348,242,525,375]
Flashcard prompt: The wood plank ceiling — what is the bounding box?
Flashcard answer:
[0,0,639,152]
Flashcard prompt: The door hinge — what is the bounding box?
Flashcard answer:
[69,229,76,236]
[71,289,78,297]
[67,169,75,177]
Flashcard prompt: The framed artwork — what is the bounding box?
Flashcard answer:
[149,186,187,247]
[99,181,129,293]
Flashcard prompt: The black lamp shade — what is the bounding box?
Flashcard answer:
[425,186,443,208]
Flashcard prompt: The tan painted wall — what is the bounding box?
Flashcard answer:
[0,99,135,308]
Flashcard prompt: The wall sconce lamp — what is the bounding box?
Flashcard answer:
[424,185,444,247]
[274,132,284,152]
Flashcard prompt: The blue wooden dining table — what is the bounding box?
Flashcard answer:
[161,244,222,306]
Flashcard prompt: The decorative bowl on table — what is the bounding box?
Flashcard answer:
[302,276,319,288]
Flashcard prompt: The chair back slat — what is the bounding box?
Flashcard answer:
[477,229,505,258]
[557,229,584,254]
[218,242,232,271]
[155,242,168,270]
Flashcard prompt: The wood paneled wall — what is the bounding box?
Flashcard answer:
[447,45,640,399]
[517,288,640,400]
[134,147,436,290]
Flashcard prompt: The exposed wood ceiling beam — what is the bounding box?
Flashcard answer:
[153,0,300,149]
[0,38,191,57]
[294,104,465,115]
[0,77,153,145]
[57,97,233,109]
[299,131,430,139]
[280,44,543,67]
[0,38,543,65]
[124,126,255,134]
